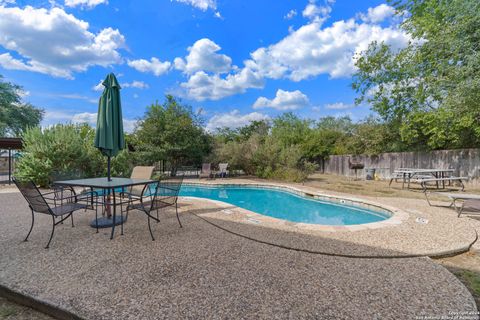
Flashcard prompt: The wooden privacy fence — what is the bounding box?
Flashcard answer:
[322,148,480,184]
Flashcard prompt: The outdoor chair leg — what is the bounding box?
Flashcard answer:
[458,203,464,218]
[71,214,74,227]
[125,197,132,221]
[147,216,155,241]
[46,216,56,249]
[24,208,34,242]
[120,201,124,236]
[156,208,159,223]
[175,202,182,228]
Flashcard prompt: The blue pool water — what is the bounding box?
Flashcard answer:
[179,185,390,225]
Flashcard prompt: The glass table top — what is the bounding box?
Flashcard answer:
[53,177,155,188]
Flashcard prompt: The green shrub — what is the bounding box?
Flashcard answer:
[15,124,133,187]
[210,115,320,183]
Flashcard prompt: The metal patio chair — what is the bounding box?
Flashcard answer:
[13,178,94,248]
[120,166,155,200]
[126,174,184,241]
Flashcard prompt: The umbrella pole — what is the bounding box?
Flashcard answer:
[106,155,112,218]
[107,156,111,181]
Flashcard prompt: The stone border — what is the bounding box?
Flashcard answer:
[182,181,409,232]
[0,284,85,320]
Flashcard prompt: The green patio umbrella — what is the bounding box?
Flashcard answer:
[94,73,125,181]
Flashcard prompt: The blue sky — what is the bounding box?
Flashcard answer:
[0,0,408,132]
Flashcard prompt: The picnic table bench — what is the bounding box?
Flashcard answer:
[420,177,467,192]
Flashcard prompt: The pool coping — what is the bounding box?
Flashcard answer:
[181,180,409,232]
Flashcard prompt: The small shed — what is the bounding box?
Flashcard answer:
[0,138,23,184]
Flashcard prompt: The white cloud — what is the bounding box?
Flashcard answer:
[206,110,269,132]
[64,0,108,9]
[359,4,395,24]
[92,80,104,91]
[72,112,97,125]
[71,112,137,132]
[42,109,136,133]
[43,110,73,123]
[253,89,309,111]
[284,9,297,20]
[181,68,264,101]
[0,6,125,79]
[121,80,149,89]
[127,57,171,76]
[95,79,149,91]
[324,102,353,110]
[176,38,263,100]
[175,3,408,101]
[245,7,409,81]
[174,0,216,11]
[16,89,30,98]
[174,38,232,74]
[57,93,97,104]
[302,0,335,25]
[122,119,137,133]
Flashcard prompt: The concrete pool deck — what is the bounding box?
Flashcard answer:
[181,178,478,257]
[0,182,478,319]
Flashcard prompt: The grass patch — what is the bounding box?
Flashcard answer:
[0,306,17,318]
[455,270,480,296]
[445,268,480,309]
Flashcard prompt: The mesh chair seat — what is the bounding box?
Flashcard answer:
[14,178,95,248]
[128,199,172,211]
[125,174,184,241]
[50,203,88,216]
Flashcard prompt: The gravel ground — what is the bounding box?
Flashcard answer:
[0,192,477,319]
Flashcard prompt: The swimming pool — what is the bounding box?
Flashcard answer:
[179,184,390,226]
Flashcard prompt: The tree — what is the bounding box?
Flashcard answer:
[134,95,212,174]
[352,0,480,150]
[0,75,43,136]
[270,113,311,148]
[302,117,352,163]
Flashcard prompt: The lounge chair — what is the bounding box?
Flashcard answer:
[457,199,480,217]
[425,192,480,217]
[199,163,212,179]
[218,163,228,178]
[126,174,184,240]
[123,166,155,198]
[13,178,94,248]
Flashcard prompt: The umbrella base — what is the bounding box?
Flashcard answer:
[90,216,126,228]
